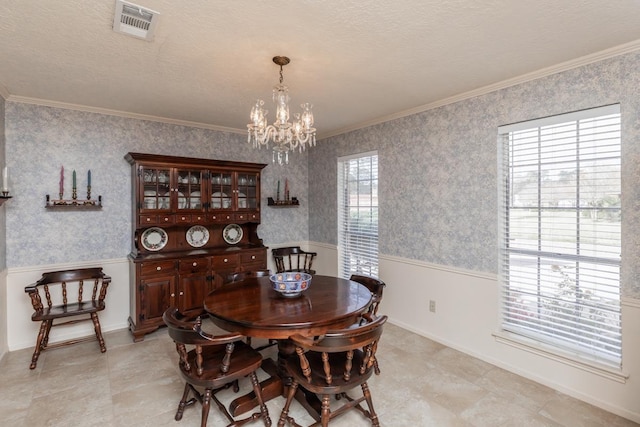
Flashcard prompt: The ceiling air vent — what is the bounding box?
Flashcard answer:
[113,0,160,41]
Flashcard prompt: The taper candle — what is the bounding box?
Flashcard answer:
[88,170,91,187]
[72,170,76,189]
[2,166,8,192]
[59,166,64,197]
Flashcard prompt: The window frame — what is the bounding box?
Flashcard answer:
[498,104,622,369]
[337,151,379,279]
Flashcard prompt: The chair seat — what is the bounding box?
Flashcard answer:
[283,350,373,395]
[180,341,263,388]
[32,301,105,321]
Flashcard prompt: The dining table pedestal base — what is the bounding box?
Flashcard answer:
[229,346,324,423]
[229,357,283,416]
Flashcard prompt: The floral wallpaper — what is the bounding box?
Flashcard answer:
[309,51,640,299]
[4,104,310,267]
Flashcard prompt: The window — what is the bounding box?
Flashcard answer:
[338,152,379,279]
[498,105,621,367]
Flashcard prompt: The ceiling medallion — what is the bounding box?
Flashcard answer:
[247,56,316,165]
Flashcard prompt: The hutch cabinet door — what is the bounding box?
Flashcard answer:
[139,165,172,211]
[209,170,233,211]
[236,172,260,210]
[175,168,205,213]
[178,257,213,314]
[139,275,175,322]
[178,274,216,314]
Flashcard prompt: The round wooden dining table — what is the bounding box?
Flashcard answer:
[203,274,373,339]
[202,274,373,418]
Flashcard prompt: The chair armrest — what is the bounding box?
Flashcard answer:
[288,333,319,349]
[194,319,246,345]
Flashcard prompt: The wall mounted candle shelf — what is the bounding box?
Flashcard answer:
[267,197,299,207]
[0,194,12,206]
[45,195,102,210]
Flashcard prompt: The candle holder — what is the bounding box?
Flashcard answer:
[87,186,91,200]
[0,191,12,206]
[267,196,299,207]
[72,188,77,200]
[45,194,102,210]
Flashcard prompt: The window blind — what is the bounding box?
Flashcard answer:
[338,152,379,279]
[498,105,622,367]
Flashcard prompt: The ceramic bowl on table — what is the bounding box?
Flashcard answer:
[270,272,312,298]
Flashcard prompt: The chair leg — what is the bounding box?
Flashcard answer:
[175,383,191,421]
[30,320,50,369]
[42,319,53,347]
[91,313,107,353]
[361,382,380,427]
[320,394,331,427]
[277,380,299,427]
[249,371,272,426]
[201,388,212,427]
[373,359,381,375]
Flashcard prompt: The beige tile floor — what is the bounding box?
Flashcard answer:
[1,322,637,427]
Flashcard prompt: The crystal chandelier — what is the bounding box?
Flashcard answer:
[247,56,316,165]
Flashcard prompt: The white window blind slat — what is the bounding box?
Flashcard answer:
[499,105,622,367]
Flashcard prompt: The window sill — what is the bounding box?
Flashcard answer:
[492,331,628,384]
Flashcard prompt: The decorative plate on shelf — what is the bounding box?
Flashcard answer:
[141,227,168,251]
[223,224,243,245]
[238,192,247,208]
[186,225,209,248]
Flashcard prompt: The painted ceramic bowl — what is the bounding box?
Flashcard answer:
[270,272,312,298]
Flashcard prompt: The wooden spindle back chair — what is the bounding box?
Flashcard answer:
[163,307,272,427]
[349,275,386,374]
[349,274,386,316]
[225,269,271,284]
[272,247,317,275]
[278,314,387,427]
[24,267,110,369]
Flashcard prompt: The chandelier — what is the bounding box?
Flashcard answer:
[247,56,316,165]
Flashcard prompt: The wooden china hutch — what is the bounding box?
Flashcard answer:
[125,152,268,341]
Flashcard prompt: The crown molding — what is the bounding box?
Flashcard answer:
[5,95,246,135]
[319,39,640,140]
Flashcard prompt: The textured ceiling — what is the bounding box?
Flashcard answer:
[1,1,640,138]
